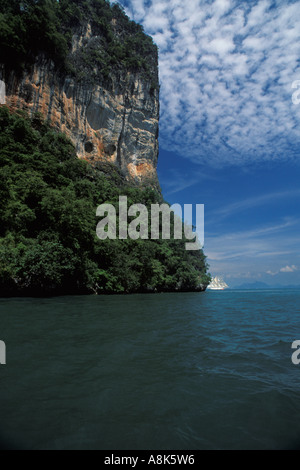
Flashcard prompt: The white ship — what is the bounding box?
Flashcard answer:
[207,276,229,291]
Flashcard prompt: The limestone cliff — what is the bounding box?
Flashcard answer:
[0,4,160,189]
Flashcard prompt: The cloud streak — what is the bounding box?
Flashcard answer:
[209,188,300,220]
[159,167,221,196]
[204,216,300,280]
[121,0,300,168]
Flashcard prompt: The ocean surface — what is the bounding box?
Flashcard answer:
[0,289,300,450]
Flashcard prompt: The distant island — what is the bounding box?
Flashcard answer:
[232,282,300,290]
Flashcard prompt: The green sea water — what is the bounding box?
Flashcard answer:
[0,290,299,450]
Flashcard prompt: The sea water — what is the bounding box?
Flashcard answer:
[0,289,299,450]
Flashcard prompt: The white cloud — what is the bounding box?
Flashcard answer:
[121,0,300,168]
[266,264,298,276]
[206,38,236,55]
[280,265,298,273]
[212,0,232,16]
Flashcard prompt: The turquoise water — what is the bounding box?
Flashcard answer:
[0,290,299,450]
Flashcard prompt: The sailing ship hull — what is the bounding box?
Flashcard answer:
[207,287,226,291]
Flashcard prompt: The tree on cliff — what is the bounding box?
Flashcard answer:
[0,0,158,86]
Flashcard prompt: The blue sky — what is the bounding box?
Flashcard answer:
[119,0,300,287]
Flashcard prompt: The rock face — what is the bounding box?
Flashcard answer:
[1,24,160,189]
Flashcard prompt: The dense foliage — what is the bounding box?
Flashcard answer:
[0,107,210,296]
[0,0,158,87]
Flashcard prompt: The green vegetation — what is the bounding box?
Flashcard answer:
[0,0,158,87]
[0,107,210,296]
